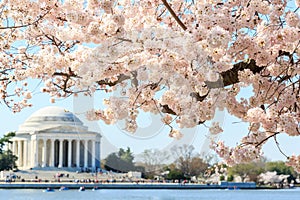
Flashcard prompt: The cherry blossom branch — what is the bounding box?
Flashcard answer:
[152,99,165,117]
[240,132,279,148]
[161,104,176,115]
[265,78,300,111]
[161,0,187,31]
[205,59,264,88]
[89,60,265,116]
[132,78,163,107]
[190,90,210,101]
[96,74,131,87]
[0,9,51,30]
[274,135,289,159]
[255,132,279,148]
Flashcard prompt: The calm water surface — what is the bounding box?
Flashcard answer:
[1,188,300,200]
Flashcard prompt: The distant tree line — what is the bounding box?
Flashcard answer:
[212,158,298,184]
[103,145,298,184]
[102,144,209,181]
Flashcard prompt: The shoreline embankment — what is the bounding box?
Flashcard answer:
[0,182,272,190]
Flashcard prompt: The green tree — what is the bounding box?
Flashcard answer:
[118,147,134,163]
[104,147,136,173]
[167,169,185,181]
[227,174,234,182]
[227,160,266,182]
[0,150,18,171]
[164,164,185,181]
[0,132,17,170]
[0,132,15,153]
[265,161,297,182]
[219,175,225,181]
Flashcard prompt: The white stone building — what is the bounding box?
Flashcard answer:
[9,106,101,170]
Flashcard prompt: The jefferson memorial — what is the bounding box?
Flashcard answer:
[9,106,101,170]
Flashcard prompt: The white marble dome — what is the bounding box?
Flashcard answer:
[12,106,101,169]
[17,106,86,134]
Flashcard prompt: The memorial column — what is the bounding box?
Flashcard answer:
[42,139,47,167]
[34,139,39,167]
[12,141,16,158]
[68,139,72,168]
[50,139,55,167]
[84,140,88,168]
[76,140,80,168]
[17,140,22,167]
[92,141,96,169]
[58,139,63,168]
[23,140,28,168]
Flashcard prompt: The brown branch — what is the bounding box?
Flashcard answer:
[53,71,78,78]
[90,59,265,115]
[161,104,177,115]
[0,9,51,30]
[96,74,131,87]
[44,34,65,55]
[274,135,289,159]
[116,37,133,43]
[205,59,264,88]
[0,68,12,75]
[161,0,187,30]
[241,132,279,148]
[190,90,209,101]
[255,132,279,148]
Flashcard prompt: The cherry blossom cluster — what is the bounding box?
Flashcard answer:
[0,0,300,171]
[169,128,183,140]
[286,155,300,173]
[211,140,262,166]
[209,122,223,135]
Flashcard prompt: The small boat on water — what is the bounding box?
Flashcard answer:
[59,186,69,191]
[226,186,240,190]
[92,186,99,191]
[78,186,85,191]
[43,188,55,192]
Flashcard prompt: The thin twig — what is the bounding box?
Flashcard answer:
[274,135,289,159]
[0,9,51,29]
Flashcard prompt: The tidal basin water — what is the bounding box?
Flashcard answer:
[1,188,300,200]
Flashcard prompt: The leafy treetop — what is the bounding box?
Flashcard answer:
[0,132,15,154]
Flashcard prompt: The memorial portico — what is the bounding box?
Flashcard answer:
[11,106,101,170]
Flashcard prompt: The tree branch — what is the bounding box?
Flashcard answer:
[161,0,187,31]
[274,135,289,159]
[97,74,131,87]
[205,59,264,88]
[161,104,177,115]
[91,60,265,116]
[0,9,52,30]
[241,132,279,148]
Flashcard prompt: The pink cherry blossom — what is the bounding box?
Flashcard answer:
[0,0,300,171]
